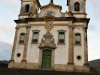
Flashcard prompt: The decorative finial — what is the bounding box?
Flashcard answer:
[50,0,53,3]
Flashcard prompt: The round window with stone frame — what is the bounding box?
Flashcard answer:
[17,53,21,57]
[77,55,81,60]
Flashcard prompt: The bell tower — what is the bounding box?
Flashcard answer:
[67,0,86,18]
[19,0,41,19]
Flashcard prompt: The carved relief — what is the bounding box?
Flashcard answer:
[39,8,57,17]
[36,8,68,18]
[43,14,55,31]
[39,32,56,49]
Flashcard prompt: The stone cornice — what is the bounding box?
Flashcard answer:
[14,17,90,24]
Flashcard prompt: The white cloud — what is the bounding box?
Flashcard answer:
[0,41,12,60]
[2,0,19,4]
[0,49,2,52]
[0,19,15,44]
[0,19,15,31]
[0,20,5,31]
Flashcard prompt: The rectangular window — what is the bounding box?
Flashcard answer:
[75,33,81,44]
[58,32,65,44]
[19,33,25,43]
[32,30,40,44]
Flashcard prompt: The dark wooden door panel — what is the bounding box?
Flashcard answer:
[41,50,52,70]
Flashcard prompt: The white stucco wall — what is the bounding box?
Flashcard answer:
[26,26,47,63]
[26,22,69,64]
[14,21,85,66]
[50,26,69,64]
[73,27,84,66]
[73,14,85,18]
[14,28,26,62]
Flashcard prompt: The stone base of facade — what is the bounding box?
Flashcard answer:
[66,65,74,72]
[8,60,14,68]
[73,64,90,72]
[74,66,84,72]
[53,64,90,72]
[83,64,90,72]
[14,62,20,68]
[26,63,39,70]
[20,60,27,69]
[8,61,40,70]
[53,64,67,71]
[8,62,90,72]
[66,62,74,72]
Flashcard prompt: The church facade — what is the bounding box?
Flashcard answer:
[8,0,90,72]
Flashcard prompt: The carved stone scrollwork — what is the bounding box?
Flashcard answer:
[39,32,56,49]
[26,25,31,29]
[68,25,75,29]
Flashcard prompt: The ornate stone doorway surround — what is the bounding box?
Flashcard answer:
[38,32,56,70]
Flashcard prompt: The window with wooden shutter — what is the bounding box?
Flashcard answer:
[19,33,25,43]
[58,32,65,44]
[75,33,81,44]
[32,30,40,44]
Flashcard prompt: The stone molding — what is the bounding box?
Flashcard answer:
[14,17,90,24]
[20,25,31,68]
[8,28,19,68]
[83,26,90,68]
[67,23,74,65]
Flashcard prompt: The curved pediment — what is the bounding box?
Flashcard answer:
[40,2,62,10]
[33,2,68,18]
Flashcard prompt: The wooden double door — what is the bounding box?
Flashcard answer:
[41,50,52,70]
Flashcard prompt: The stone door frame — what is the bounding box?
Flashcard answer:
[38,48,55,70]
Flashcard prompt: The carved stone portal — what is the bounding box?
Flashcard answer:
[39,32,56,49]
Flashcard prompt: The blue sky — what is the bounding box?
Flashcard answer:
[0,0,100,61]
